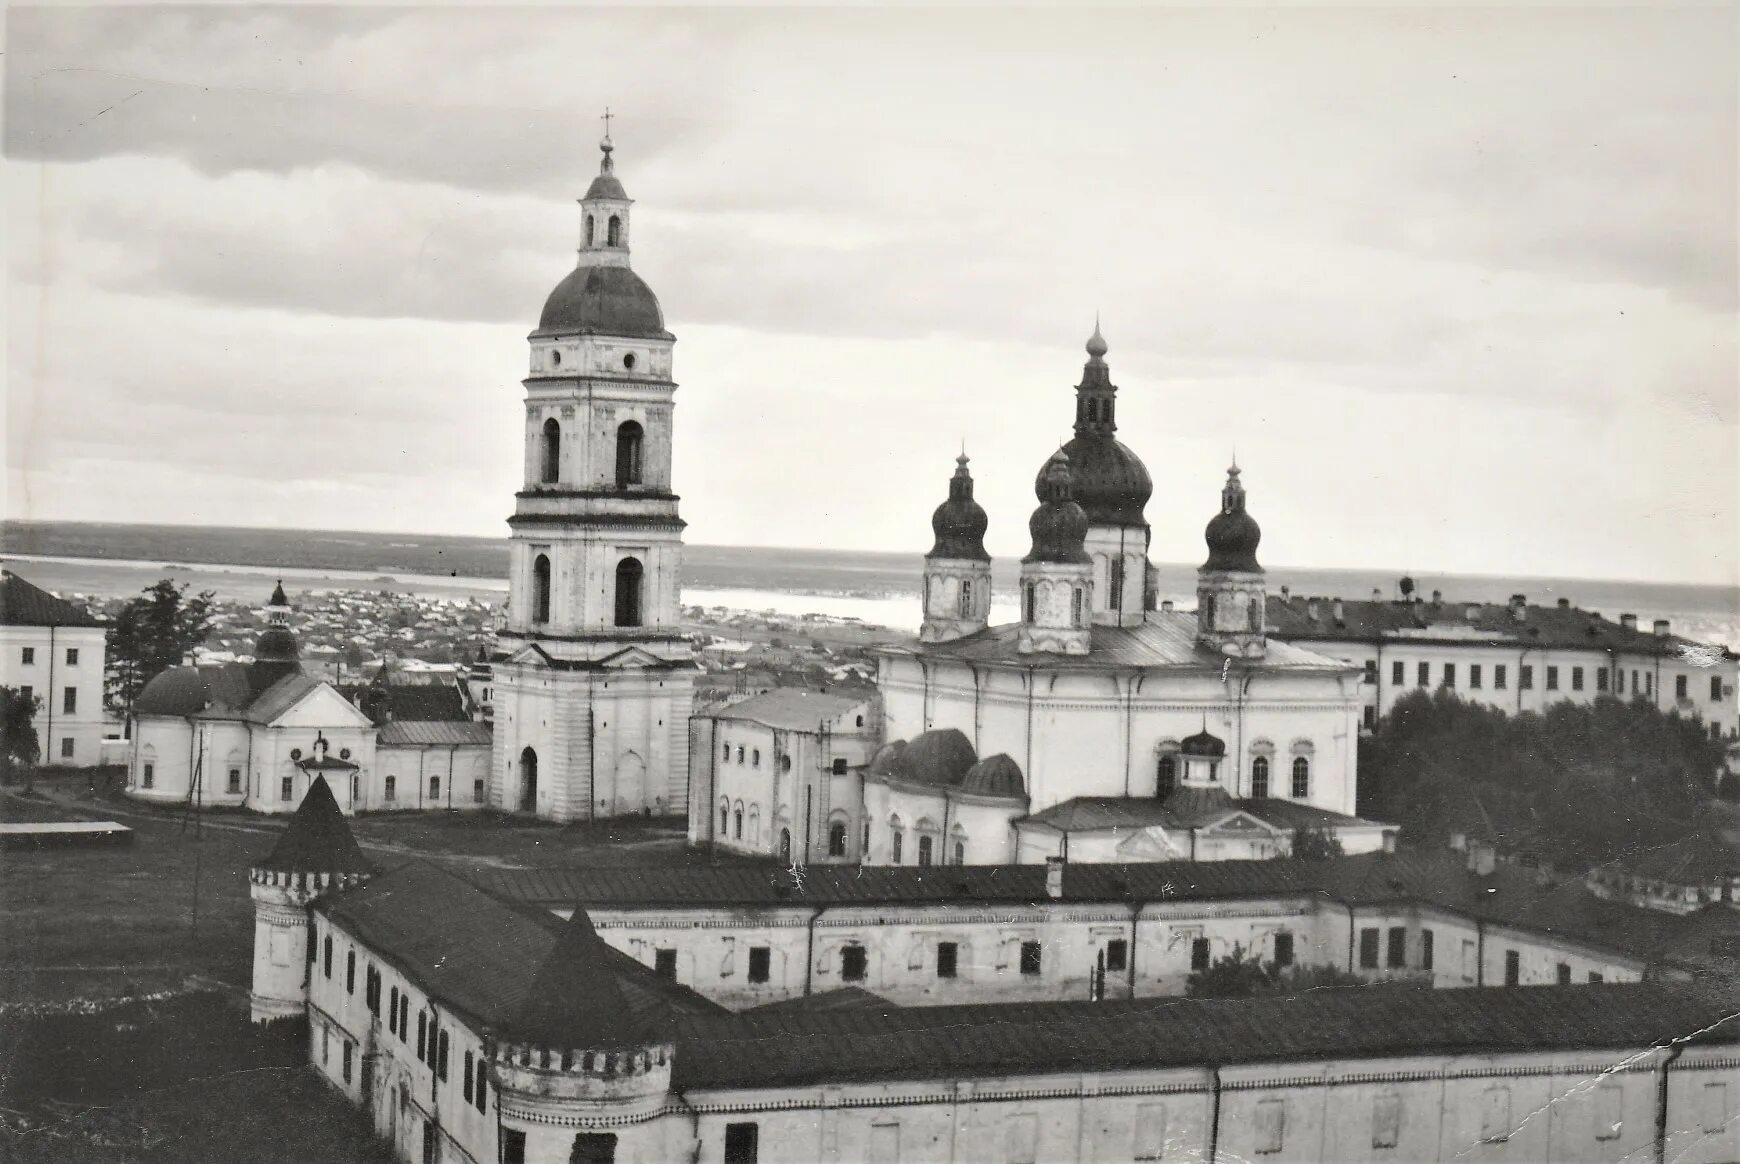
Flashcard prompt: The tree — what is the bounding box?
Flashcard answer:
[1,686,43,792]
[1289,826,1345,861]
[1185,944,1275,998]
[106,579,217,715]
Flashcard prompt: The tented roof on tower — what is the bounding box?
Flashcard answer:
[495,909,652,1048]
[256,774,373,874]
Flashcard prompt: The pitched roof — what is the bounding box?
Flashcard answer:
[1019,790,1389,834]
[669,983,1738,1092]
[1610,833,1740,884]
[881,610,1351,672]
[0,571,104,628]
[708,688,866,731]
[377,720,492,747]
[741,987,891,1016]
[338,681,471,724]
[256,775,372,874]
[1266,595,1737,660]
[318,862,724,1034]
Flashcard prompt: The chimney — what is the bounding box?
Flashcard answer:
[1620,613,1637,631]
[1160,599,1175,614]
[1653,619,1670,637]
[1510,594,1527,622]
[1332,599,1346,625]
[1279,585,1290,601]
[1467,839,1496,877]
[1306,599,1321,621]
[1557,597,1570,610]
[1045,855,1065,899]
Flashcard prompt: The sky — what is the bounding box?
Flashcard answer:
[4,5,1737,585]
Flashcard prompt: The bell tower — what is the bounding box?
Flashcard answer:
[1197,463,1268,659]
[491,122,696,822]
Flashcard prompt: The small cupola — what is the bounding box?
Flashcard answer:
[1197,463,1268,659]
[577,112,633,268]
[920,453,993,645]
[1017,450,1093,656]
[1074,319,1117,436]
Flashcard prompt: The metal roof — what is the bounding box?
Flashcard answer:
[709,687,867,731]
[0,570,105,628]
[377,720,493,747]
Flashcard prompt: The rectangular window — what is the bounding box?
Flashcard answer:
[1505,950,1521,986]
[1594,1083,1623,1141]
[65,648,79,666]
[322,1024,330,1065]
[724,1122,760,1164]
[1254,1098,1286,1154]
[462,1050,474,1102]
[1363,705,1376,729]
[1572,666,1584,691]
[1589,971,1603,983]
[417,1011,427,1061]
[503,1129,527,1164]
[281,776,293,802]
[1133,1103,1167,1162]
[1386,926,1406,969]
[1557,962,1572,985]
[1494,664,1507,689]
[1359,927,1380,969]
[1392,660,1404,686]
[748,946,770,983]
[474,1059,488,1113]
[1417,662,1430,687]
[1442,663,1456,688]
[60,737,73,759]
[1372,1093,1402,1150]
[654,949,677,979]
[1469,664,1482,689]
[1676,674,1688,700]
[1617,669,1626,694]
[1701,1082,1729,1135]
[867,1123,900,1164]
[428,776,440,800]
[1420,929,1434,971]
[346,950,355,995]
[1481,1085,1512,1143]
[385,775,397,801]
[936,941,958,979]
[62,687,76,714]
[1105,938,1128,973]
[1645,673,1653,696]
[1363,660,1378,684]
[323,934,333,979]
[18,686,30,704]
[20,647,33,665]
[389,987,399,1035]
[841,945,867,982]
[1191,937,1211,972]
[342,1041,353,1084]
[1004,1114,1038,1164]
[1546,666,1559,691]
[437,1030,448,1080]
[1519,665,1533,690]
[1273,931,1294,967]
[1019,940,1043,976]
[227,767,241,793]
[474,779,484,803]
[1597,668,1609,692]
[1714,676,1726,702]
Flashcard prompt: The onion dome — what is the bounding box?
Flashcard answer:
[928,454,990,561]
[536,265,669,339]
[959,754,1025,799]
[1042,325,1153,527]
[1203,463,1262,573]
[1024,450,1091,565]
[868,739,908,777]
[888,728,977,788]
[1180,728,1226,758]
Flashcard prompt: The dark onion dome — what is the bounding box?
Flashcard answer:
[268,579,289,607]
[1041,325,1152,527]
[1024,450,1091,565]
[535,264,671,340]
[1180,727,1226,757]
[868,739,908,777]
[959,753,1026,799]
[888,728,977,787]
[1203,463,1262,573]
[928,454,990,561]
[255,625,300,662]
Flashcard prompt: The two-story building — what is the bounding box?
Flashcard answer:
[0,570,109,767]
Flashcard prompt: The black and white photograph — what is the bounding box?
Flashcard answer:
[2,4,1738,1162]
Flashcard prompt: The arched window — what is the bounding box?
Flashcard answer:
[1250,598,1264,632]
[1109,558,1125,610]
[1251,755,1270,799]
[778,829,791,862]
[607,215,622,247]
[531,555,552,624]
[733,804,743,840]
[518,747,537,813]
[747,806,760,844]
[1204,594,1216,628]
[1156,754,1178,798]
[1292,756,1311,799]
[828,820,848,857]
[890,816,904,864]
[953,840,965,865]
[719,800,729,836]
[958,579,973,618]
[583,215,595,247]
[540,418,560,484]
[614,557,643,627]
[615,421,644,487]
[1023,583,1036,623]
[1072,587,1085,626]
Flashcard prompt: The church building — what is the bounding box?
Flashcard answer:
[867,329,1393,864]
[488,130,697,822]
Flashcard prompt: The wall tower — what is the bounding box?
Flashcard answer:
[490,127,697,821]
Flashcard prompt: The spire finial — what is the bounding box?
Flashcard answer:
[599,107,615,172]
[1086,315,1108,360]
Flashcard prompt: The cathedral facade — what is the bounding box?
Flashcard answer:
[866,330,1386,864]
[488,135,696,821]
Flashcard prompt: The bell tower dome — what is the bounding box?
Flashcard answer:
[1018,450,1093,656]
[492,118,697,823]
